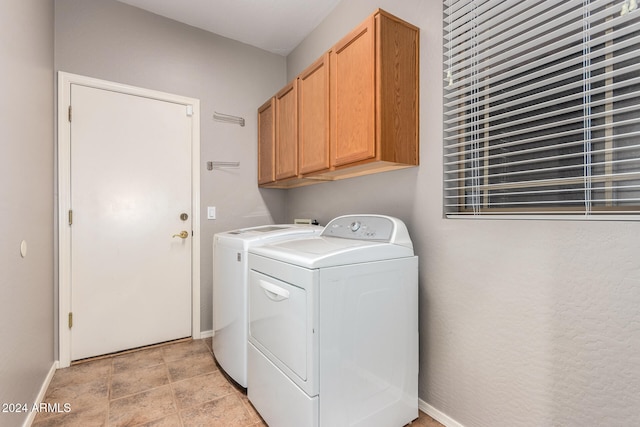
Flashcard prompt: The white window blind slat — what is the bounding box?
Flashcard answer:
[445,1,551,53]
[445,0,622,63]
[443,0,640,217]
[445,183,640,201]
[444,157,640,184]
[445,1,583,70]
[445,87,640,137]
[445,69,640,121]
[444,139,640,169]
[444,0,499,36]
[445,8,638,97]
[444,117,640,155]
[444,171,640,194]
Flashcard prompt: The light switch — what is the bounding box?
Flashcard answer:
[207,206,216,220]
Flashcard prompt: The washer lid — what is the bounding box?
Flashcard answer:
[228,225,291,234]
[250,215,414,268]
[214,224,322,244]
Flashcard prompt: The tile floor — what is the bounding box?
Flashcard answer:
[32,338,444,427]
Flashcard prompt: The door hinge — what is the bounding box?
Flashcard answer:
[68,105,72,122]
[186,105,193,117]
[68,209,73,225]
[68,312,73,329]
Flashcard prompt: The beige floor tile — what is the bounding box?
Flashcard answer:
[408,411,446,427]
[180,394,254,427]
[112,347,165,374]
[39,338,442,427]
[203,337,213,353]
[32,402,108,427]
[237,392,264,424]
[166,352,217,382]
[172,371,235,410]
[35,378,108,421]
[110,364,170,399]
[108,385,176,427]
[162,339,210,363]
[137,413,182,427]
[48,358,112,389]
[215,367,246,394]
[44,377,109,402]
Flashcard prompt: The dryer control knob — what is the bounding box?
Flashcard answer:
[350,221,361,232]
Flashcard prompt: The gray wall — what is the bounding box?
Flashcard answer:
[286,1,640,426]
[54,0,288,334]
[0,1,55,426]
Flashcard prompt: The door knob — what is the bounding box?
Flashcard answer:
[172,230,189,239]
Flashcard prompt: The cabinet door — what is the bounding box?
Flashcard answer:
[275,81,298,180]
[257,98,275,185]
[299,53,330,175]
[330,15,376,167]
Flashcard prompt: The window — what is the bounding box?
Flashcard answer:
[443,0,640,217]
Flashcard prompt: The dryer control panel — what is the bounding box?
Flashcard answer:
[321,215,395,241]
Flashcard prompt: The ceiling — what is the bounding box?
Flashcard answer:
[117,0,342,56]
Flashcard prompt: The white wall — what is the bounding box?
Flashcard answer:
[0,1,55,426]
[54,0,289,334]
[286,1,640,426]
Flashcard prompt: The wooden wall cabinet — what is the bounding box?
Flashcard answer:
[258,8,418,188]
[324,9,419,179]
[330,15,376,168]
[299,53,330,176]
[259,55,331,189]
[257,98,275,185]
[274,81,298,181]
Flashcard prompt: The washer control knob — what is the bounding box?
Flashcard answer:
[350,221,361,232]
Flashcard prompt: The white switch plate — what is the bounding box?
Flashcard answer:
[207,206,216,220]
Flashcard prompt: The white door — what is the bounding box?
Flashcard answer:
[69,83,193,360]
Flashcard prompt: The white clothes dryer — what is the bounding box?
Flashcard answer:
[212,224,322,387]
[247,215,418,427]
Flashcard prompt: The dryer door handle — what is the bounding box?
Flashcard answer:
[259,279,290,302]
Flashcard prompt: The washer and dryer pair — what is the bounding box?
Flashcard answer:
[213,215,418,427]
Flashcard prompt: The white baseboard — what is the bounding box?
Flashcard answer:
[23,361,59,427]
[199,329,213,339]
[419,398,465,427]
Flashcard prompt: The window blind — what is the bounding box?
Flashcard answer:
[443,0,640,216]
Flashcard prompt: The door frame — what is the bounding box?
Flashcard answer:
[57,72,201,368]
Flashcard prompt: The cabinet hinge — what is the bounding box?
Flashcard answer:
[68,209,73,225]
[68,105,72,122]
[68,312,73,329]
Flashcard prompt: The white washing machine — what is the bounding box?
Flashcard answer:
[212,224,322,388]
[247,215,418,427]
